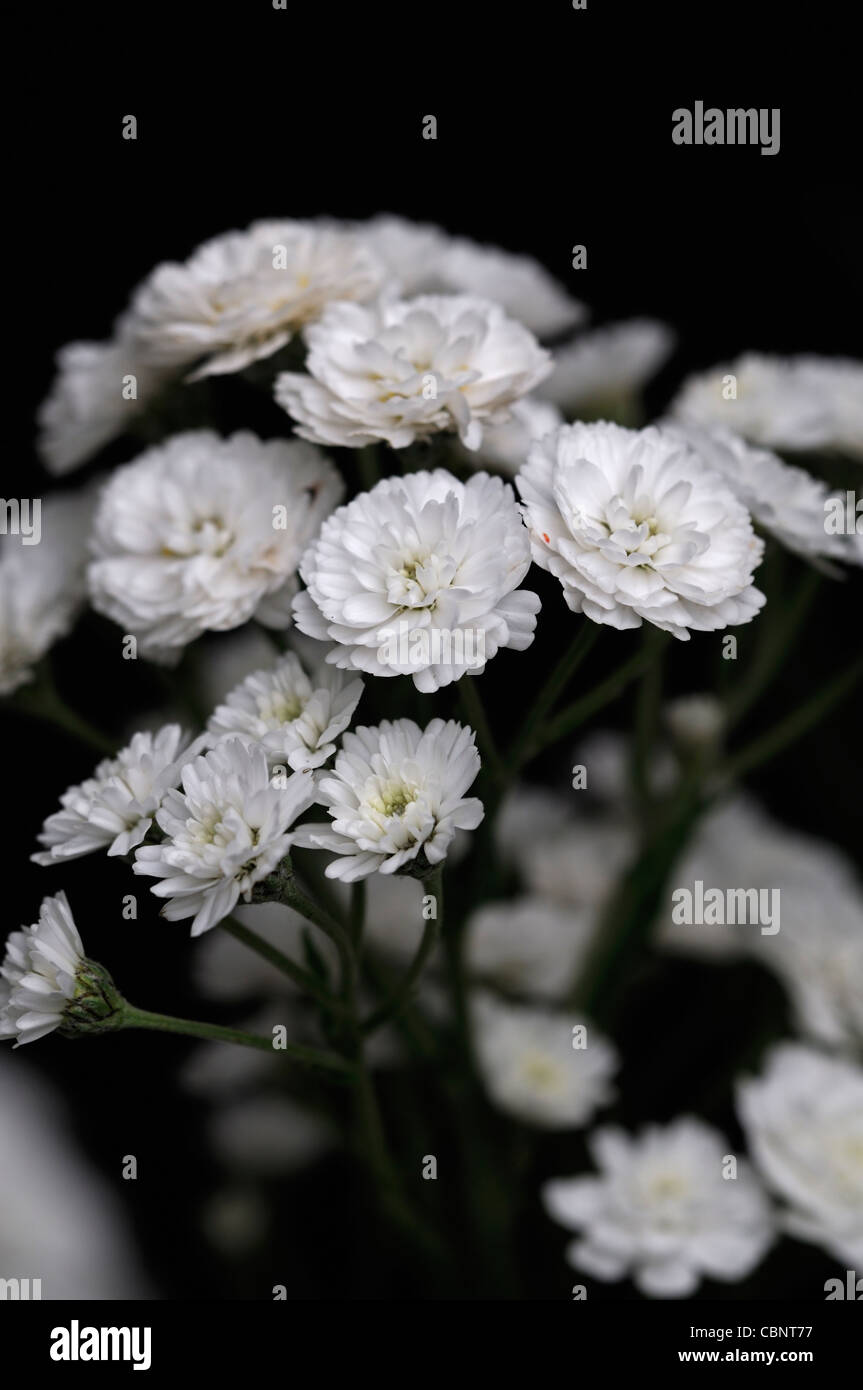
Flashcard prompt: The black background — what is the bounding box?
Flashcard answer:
[4,3,862,1300]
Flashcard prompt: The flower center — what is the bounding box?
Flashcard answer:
[520,1050,565,1093]
[258,692,304,725]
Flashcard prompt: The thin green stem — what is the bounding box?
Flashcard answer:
[531,646,653,755]
[119,1003,356,1075]
[508,624,600,769]
[723,656,863,785]
[357,444,381,491]
[363,872,441,1033]
[726,566,821,728]
[457,677,506,784]
[349,881,366,952]
[219,915,349,1019]
[631,628,668,814]
[16,664,116,756]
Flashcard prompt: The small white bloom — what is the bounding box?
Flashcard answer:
[544,1118,774,1296]
[465,897,596,1000]
[293,718,483,881]
[472,992,617,1129]
[37,336,167,476]
[293,469,540,692]
[88,430,342,658]
[127,220,384,379]
[208,1095,335,1176]
[737,1044,863,1266]
[33,724,200,864]
[206,652,362,772]
[133,739,317,935]
[465,396,563,475]
[0,492,93,696]
[0,892,86,1046]
[665,421,859,568]
[275,295,551,451]
[664,693,725,749]
[538,320,675,415]
[671,352,863,459]
[517,420,765,639]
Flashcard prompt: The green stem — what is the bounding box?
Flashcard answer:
[723,656,863,785]
[631,628,668,814]
[726,566,821,728]
[16,665,116,756]
[349,880,366,952]
[457,677,506,784]
[508,624,600,769]
[363,871,441,1033]
[531,646,653,755]
[357,445,381,491]
[119,1003,355,1075]
[219,915,349,1019]
[257,858,356,998]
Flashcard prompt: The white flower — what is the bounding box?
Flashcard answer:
[133,739,317,935]
[206,652,362,772]
[208,1094,335,1176]
[37,336,167,476]
[517,420,765,639]
[465,897,596,1000]
[520,820,635,910]
[465,396,563,474]
[293,469,540,692]
[349,215,587,338]
[88,430,343,658]
[671,353,863,459]
[544,1118,774,1296]
[127,220,384,379]
[33,724,200,864]
[274,295,552,451]
[472,992,617,1129]
[664,693,725,749]
[737,1044,863,1266]
[292,718,483,881]
[538,320,675,415]
[0,492,93,696]
[664,421,859,568]
[0,892,86,1046]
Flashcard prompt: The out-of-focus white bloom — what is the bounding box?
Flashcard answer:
[572,729,678,813]
[133,740,317,935]
[495,786,571,862]
[544,1118,774,1296]
[275,295,551,451]
[665,693,725,749]
[472,992,617,1129]
[0,492,93,696]
[665,421,859,568]
[464,396,563,474]
[0,892,86,1046]
[127,220,384,379]
[33,724,200,864]
[0,1054,148,1296]
[349,214,587,338]
[208,1095,334,1175]
[521,820,636,910]
[88,431,342,658]
[662,797,863,1048]
[737,1044,863,1265]
[671,353,863,460]
[538,320,675,415]
[293,469,540,692]
[206,652,362,772]
[517,421,765,639]
[465,897,596,1000]
[293,718,483,881]
[37,336,168,475]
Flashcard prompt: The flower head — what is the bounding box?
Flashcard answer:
[127,220,384,379]
[33,724,201,864]
[88,430,342,658]
[0,493,93,696]
[133,739,317,935]
[293,469,540,691]
[517,420,765,638]
[0,893,116,1047]
[292,718,483,881]
[275,295,551,451]
[737,1044,863,1266]
[543,1118,774,1296]
[465,897,596,1000]
[665,421,860,569]
[538,319,675,416]
[472,993,617,1128]
[206,652,363,772]
[671,352,863,459]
